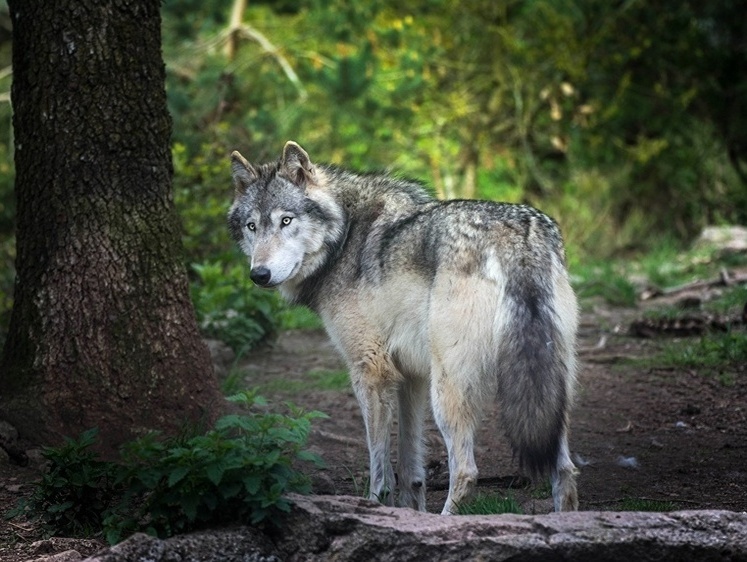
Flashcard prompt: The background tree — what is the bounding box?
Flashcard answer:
[0,0,744,362]
[0,0,222,452]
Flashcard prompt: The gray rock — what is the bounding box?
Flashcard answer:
[26,448,49,470]
[83,495,747,562]
[694,225,747,254]
[83,528,279,562]
[0,419,19,443]
[29,550,84,562]
[0,420,17,465]
[204,338,237,380]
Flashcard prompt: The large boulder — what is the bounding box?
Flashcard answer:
[81,495,747,562]
[693,225,747,254]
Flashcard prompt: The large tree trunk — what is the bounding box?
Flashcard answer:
[0,0,223,453]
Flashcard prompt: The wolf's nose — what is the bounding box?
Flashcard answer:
[250,266,272,286]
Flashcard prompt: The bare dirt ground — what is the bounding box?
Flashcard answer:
[239,304,747,515]
[1,298,746,561]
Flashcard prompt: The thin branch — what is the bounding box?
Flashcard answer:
[224,0,247,61]
[235,24,307,100]
[185,13,307,101]
[641,269,747,301]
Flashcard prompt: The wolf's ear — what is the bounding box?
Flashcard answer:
[231,150,258,194]
[280,141,315,189]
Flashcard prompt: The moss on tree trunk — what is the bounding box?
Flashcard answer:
[0,0,223,453]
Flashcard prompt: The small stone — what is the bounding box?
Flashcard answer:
[0,420,19,442]
[30,550,83,562]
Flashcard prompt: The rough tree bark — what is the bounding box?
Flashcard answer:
[0,0,223,453]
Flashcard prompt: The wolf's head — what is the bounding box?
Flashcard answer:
[228,142,345,295]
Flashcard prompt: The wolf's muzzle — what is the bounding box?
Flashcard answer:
[250,266,273,287]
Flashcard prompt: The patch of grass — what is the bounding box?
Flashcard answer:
[618,498,677,512]
[344,466,369,498]
[635,282,747,383]
[456,492,523,515]
[571,262,638,307]
[638,242,700,289]
[703,284,747,316]
[307,369,351,391]
[277,306,324,330]
[641,304,687,322]
[572,239,747,308]
[635,239,747,290]
[256,369,350,395]
[657,331,746,384]
[629,329,745,386]
[220,364,247,395]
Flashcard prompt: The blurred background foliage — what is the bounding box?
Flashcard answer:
[0,0,745,350]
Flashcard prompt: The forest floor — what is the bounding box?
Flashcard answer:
[236,298,747,516]
[1,280,746,561]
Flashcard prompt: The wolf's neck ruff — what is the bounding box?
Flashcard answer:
[228,141,579,514]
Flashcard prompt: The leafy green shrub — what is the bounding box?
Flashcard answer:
[191,261,283,353]
[107,391,326,542]
[172,142,237,265]
[5,429,120,538]
[7,392,326,544]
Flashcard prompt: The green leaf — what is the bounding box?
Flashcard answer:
[167,466,191,488]
[47,501,74,513]
[206,463,225,486]
[243,474,262,495]
[296,449,325,467]
[180,494,199,522]
[220,482,242,499]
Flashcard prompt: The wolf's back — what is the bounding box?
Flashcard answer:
[494,239,577,479]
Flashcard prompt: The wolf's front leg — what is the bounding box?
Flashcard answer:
[350,357,400,506]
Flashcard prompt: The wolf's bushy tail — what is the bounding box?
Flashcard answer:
[497,265,577,478]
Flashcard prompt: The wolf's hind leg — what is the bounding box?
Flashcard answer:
[350,353,400,506]
[429,276,495,515]
[430,360,482,515]
[551,430,579,511]
[396,375,429,511]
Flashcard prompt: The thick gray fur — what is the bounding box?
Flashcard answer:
[228,141,579,514]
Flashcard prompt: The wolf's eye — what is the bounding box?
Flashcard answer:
[281,217,293,226]
[247,222,256,231]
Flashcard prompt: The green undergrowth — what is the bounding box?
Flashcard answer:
[630,281,746,384]
[456,492,523,515]
[618,498,678,512]
[191,262,282,354]
[5,391,326,544]
[190,260,322,356]
[256,369,351,395]
[656,331,746,385]
[277,306,324,330]
[571,241,747,308]
[572,261,638,307]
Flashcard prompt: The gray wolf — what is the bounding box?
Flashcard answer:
[227,141,579,514]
